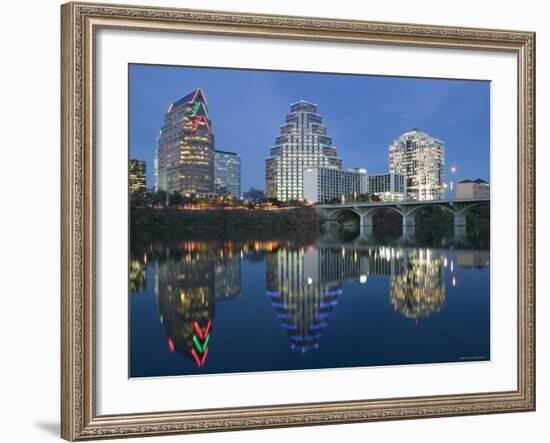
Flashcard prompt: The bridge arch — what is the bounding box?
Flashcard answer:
[317,198,490,237]
[325,207,362,224]
[326,206,406,226]
[363,206,405,220]
[401,203,457,224]
[456,202,487,217]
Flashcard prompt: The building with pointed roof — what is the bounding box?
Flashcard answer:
[155,88,215,196]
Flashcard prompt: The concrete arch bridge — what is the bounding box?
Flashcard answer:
[316,198,489,237]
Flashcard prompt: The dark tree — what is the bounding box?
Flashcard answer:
[370,193,381,202]
[130,190,147,208]
[150,190,168,207]
[267,197,281,207]
[168,191,184,207]
[243,188,267,205]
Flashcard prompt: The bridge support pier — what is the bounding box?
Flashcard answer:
[454,213,467,238]
[359,212,374,236]
[402,213,416,235]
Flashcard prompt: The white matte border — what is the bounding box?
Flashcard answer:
[96,29,517,415]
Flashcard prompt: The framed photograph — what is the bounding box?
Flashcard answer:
[61,1,536,440]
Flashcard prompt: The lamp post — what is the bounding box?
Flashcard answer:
[450,166,457,200]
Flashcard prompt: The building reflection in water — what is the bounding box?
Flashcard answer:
[129,254,147,293]
[266,245,463,351]
[154,241,241,367]
[266,248,345,354]
[135,235,490,366]
[455,250,491,269]
[389,248,446,321]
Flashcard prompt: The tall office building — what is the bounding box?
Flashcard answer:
[303,167,368,203]
[156,88,215,196]
[129,159,146,193]
[389,128,445,201]
[368,172,407,201]
[266,100,342,202]
[214,150,241,198]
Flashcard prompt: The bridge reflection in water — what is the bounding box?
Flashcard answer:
[129,228,490,376]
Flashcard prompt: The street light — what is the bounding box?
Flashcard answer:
[450,165,457,199]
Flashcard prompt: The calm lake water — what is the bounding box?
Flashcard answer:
[129,226,490,377]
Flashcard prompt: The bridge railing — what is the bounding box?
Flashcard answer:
[317,197,490,209]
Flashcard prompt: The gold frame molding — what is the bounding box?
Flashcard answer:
[61,1,536,440]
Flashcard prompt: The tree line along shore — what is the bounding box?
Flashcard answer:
[130,206,320,231]
[130,204,489,233]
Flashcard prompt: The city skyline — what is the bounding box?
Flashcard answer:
[130,64,491,193]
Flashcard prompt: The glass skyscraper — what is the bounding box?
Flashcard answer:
[214,150,241,198]
[266,100,342,202]
[155,88,215,196]
[389,128,445,201]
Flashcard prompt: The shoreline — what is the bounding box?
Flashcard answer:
[130,206,320,230]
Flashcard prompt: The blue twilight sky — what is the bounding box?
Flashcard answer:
[129,64,490,193]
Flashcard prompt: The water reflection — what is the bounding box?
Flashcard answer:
[266,248,344,354]
[266,246,448,352]
[129,256,147,292]
[154,242,241,366]
[389,249,445,321]
[130,228,490,376]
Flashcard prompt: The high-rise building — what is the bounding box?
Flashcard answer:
[266,100,342,202]
[303,167,368,204]
[129,159,146,193]
[456,178,490,199]
[389,128,445,201]
[156,88,215,196]
[367,172,407,201]
[214,150,241,198]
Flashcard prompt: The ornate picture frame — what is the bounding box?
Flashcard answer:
[61,1,535,440]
